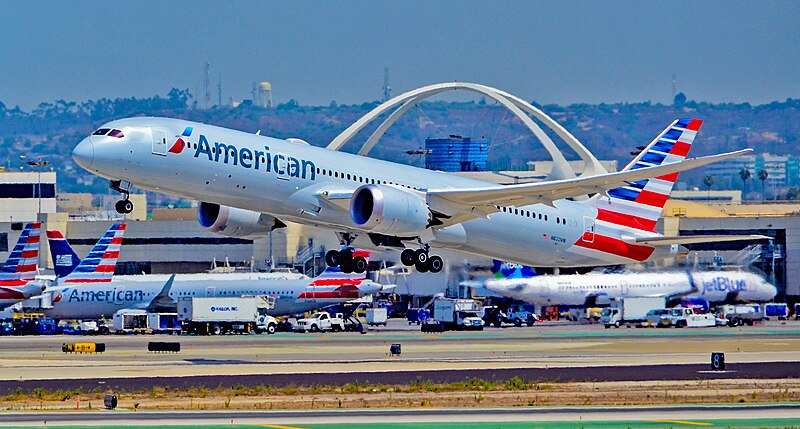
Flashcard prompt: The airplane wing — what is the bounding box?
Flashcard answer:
[427,149,751,218]
[633,235,771,246]
[147,274,176,312]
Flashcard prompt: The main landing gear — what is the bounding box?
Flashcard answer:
[325,248,368,274]
[400,245,444,273]
[110,180,134,214]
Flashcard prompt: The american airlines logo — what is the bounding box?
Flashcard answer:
[185,132,316,181]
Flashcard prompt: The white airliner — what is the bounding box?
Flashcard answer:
[474,267,777,307]
[29,226,381,320]
[0,223,48,309]
[71,117,765,273]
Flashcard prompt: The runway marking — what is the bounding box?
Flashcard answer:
[650,419,713,426]
[257,424,310,429]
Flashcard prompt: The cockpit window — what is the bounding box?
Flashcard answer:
[93,128,111,136]
[108,129,124,138]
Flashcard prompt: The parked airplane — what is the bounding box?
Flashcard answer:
[0,222,47,309]
[72,116,765,274]
[473,268,777,307]
[33,229,381,319]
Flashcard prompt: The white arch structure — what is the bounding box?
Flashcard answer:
[326,82,608,180]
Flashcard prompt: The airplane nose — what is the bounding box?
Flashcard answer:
[72,136,95,169]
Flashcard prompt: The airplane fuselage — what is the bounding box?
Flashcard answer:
[484,271,777,307]
[75,118,667,268]
[33,273,377,320]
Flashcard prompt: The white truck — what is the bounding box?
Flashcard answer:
[658,307,716,328]
[716,304,763,327]
[293,312,345,333]
[601,297,666,328]
[177,297,259,335]
[432,298,484,331]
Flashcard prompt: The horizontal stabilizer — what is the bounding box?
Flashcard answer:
[634,235,771,246]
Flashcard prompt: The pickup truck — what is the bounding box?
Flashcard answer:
[294,312,345,333]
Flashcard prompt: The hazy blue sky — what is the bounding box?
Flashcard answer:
[1,1,798,110]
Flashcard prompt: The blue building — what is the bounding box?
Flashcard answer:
[424,135,488,172]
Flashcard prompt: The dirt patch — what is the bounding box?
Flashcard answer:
[3,378,798,412]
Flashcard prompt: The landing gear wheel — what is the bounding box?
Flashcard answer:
[428,255,444,273]
[115,199,133,214]
[414,249,429,265]
[400,249,416,266]
[340,259,354,274]
[352,256,367,274]
[415,260,429,273]
[325,250,340,267]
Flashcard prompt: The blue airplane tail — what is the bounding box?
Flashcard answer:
[46,229,81,278]
[491,260,536,279]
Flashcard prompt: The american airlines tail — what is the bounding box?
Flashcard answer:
[47,230,81,278]
[61,223,126,283]
[591,118,702,233]
[0,222,40,281]
[300,250,376,299]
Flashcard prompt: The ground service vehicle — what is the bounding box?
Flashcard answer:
[432,298,484,331]
[148,312,181,334]
[602,297,666,328]
[407,308,431,325]
[644,308,670,327]
[716,305,763,327]
[505,304,537,326]
[659,307,716,328]
[366,308,388,326]
[113,310,149,334]
[294,312,345,332]
[178,297,258,335]
[764,303,788,320]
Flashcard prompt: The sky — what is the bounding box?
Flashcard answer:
[1,1,798,110]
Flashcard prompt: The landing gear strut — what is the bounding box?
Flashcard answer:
[401,245,443,273]
[110,180,134,214]
[325,233,367,274]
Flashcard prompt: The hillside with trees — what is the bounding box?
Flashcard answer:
[1,90,798,199]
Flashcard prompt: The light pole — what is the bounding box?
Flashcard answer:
[26,158,50,219]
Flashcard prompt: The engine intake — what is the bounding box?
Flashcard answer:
[197,202,284,240]
[350,185,430,236]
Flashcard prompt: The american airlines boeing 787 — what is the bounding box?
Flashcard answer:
[72,117,763,273]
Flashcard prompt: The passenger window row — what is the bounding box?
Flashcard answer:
[495,206,577,227]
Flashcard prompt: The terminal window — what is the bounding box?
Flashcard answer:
[0,233,7,252]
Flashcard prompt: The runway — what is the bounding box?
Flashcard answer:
[1,320,798,392]
[2,404,800,427]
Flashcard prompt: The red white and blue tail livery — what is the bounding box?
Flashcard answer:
[62,223,126,283]
[0,222,41,281]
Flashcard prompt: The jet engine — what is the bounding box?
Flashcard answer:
[350,184,430,236]
[197,202,285,240]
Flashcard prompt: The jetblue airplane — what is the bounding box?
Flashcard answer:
[32,227,381,319]
[468,262,777,307]
[0,223,47,308]
[72,117,764,273]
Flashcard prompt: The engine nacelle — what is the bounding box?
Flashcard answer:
[197,202,284,240]
[350,184,430,236]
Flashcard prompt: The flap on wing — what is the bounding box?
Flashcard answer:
[428,149,751,211]
[635,235,771,246]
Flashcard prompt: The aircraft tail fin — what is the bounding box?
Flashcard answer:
[594,118,703,232]
[47,230,81,278]
[491,260,536,279]
[0,222,40,281]
[62,223,126,283]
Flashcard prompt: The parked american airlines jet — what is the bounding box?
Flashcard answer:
[72,117,764,273]
[32,229,381,319]
[0,223,47,309]
[472,266,777,307]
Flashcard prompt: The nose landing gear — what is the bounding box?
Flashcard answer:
[110,180,134,214]
[400,246,443,273]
